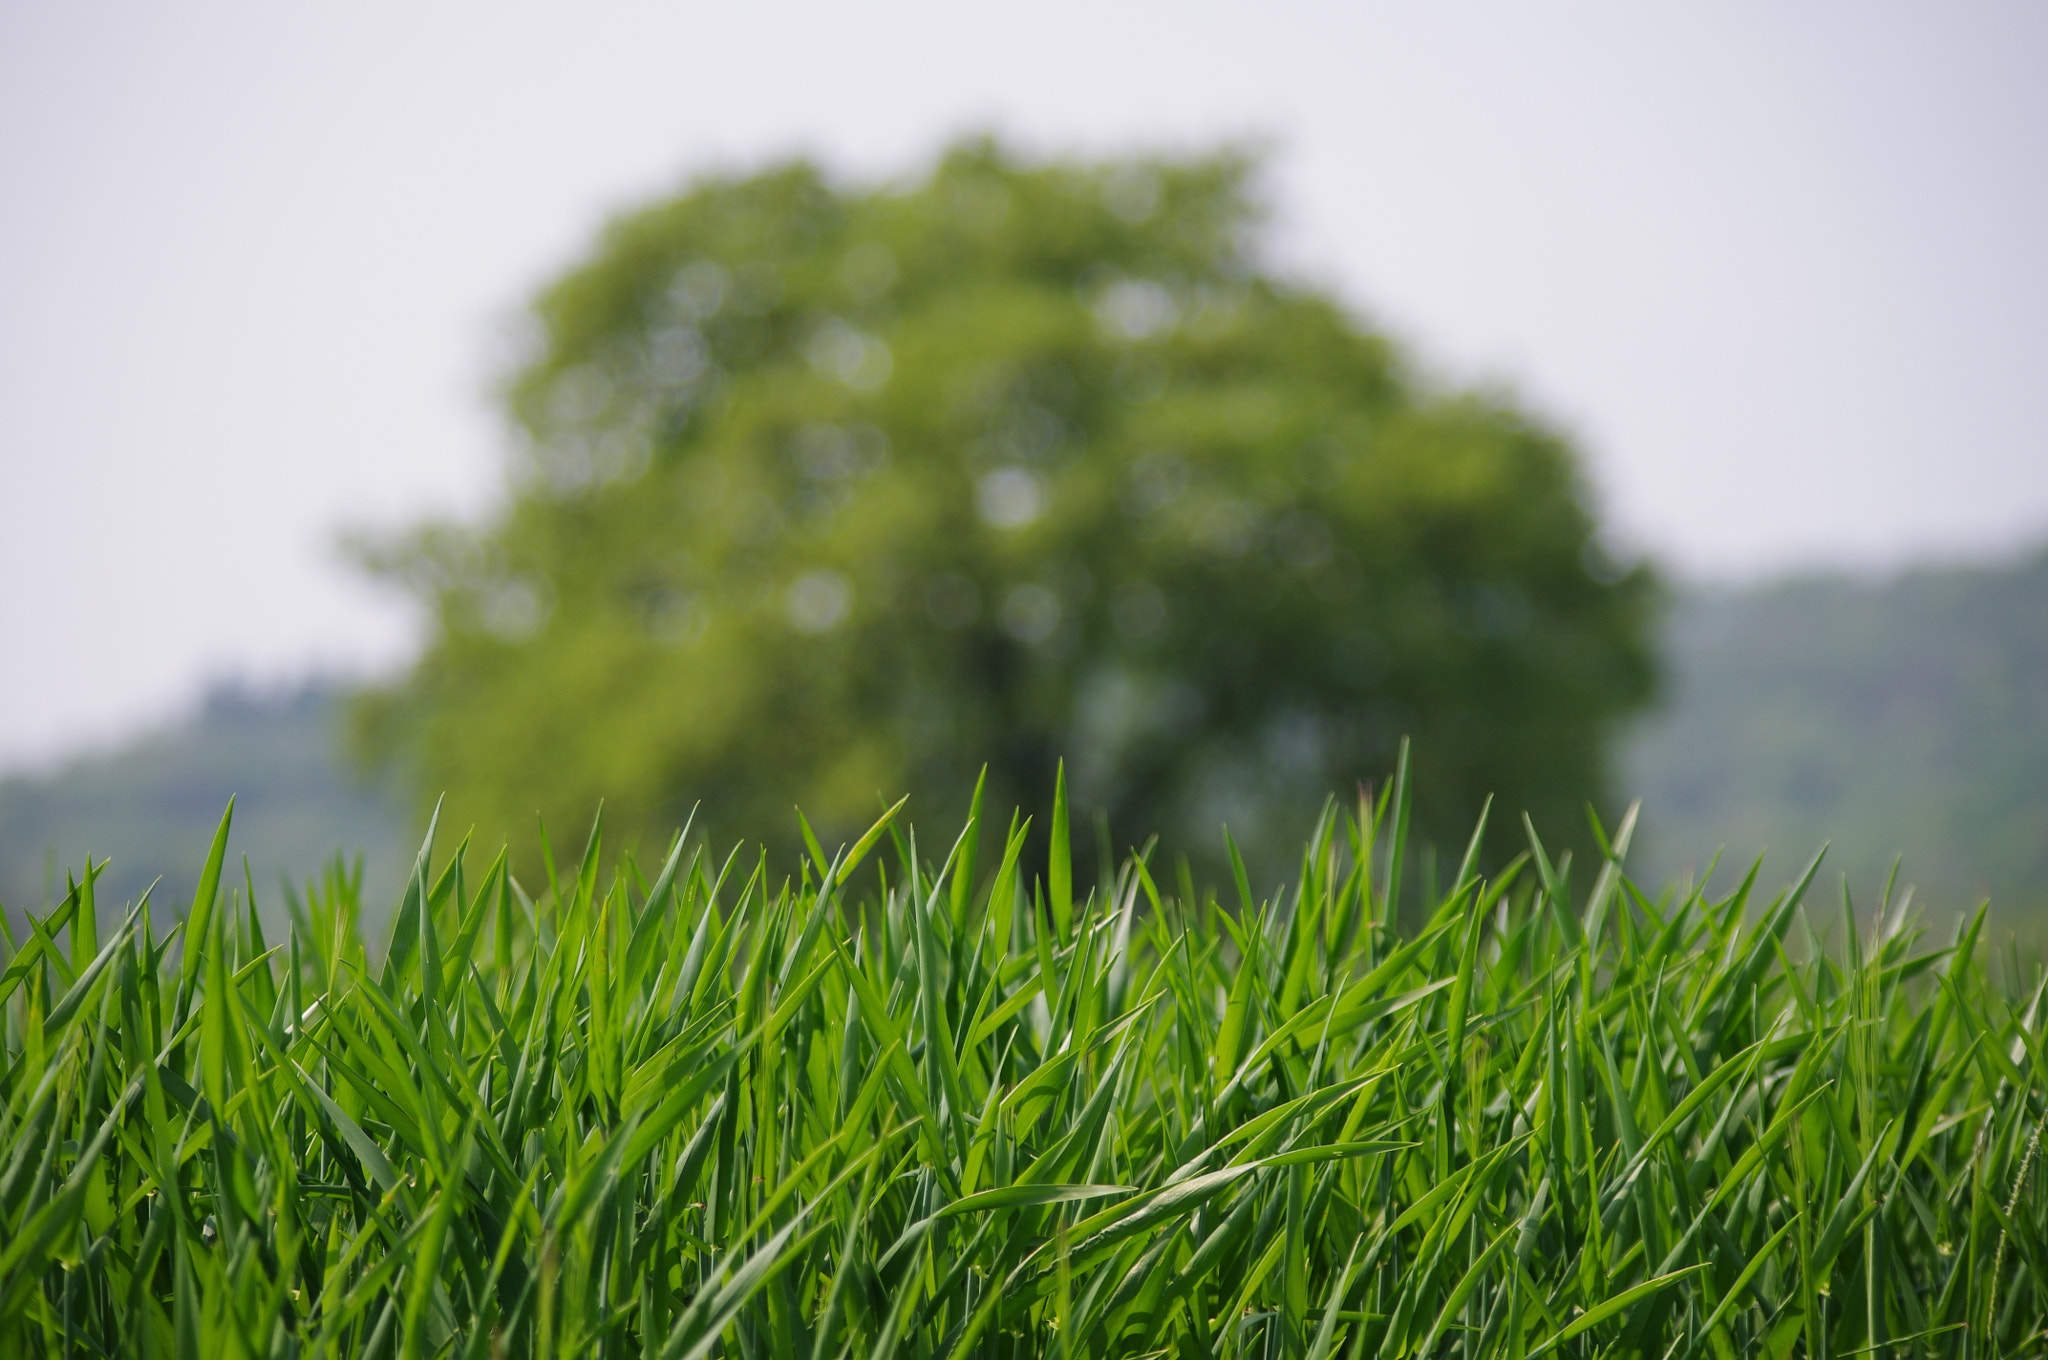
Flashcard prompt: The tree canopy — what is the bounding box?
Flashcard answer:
[355,139,1659,874]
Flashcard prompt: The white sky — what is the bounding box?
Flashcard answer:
[3,1,2045,773]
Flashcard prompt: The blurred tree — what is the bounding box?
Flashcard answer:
[353,139,1658,877]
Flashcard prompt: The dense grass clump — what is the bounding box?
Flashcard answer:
[2,760,2045,1358]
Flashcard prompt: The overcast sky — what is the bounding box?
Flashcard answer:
[4,1,2045,773]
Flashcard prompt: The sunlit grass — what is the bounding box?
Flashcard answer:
[1,749,2043,1357]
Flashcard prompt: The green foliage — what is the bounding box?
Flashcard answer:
[3,778,2045,1357]
[354,139,1657,870]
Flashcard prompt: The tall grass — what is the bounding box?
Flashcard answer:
[2,755,2044,1358]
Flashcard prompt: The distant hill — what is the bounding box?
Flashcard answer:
[0,683,412,924]
[1620,545,2048,928]
[4,547,2044,933]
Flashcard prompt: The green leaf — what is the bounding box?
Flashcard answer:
[1526,1264,1709,1359]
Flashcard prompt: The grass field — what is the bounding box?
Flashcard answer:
[2,754,2044,1358]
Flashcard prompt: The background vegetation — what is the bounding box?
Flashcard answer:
[1,780,2042,1357]
[347,140,1658,879]
[9,548,2043,934]
[0,685,409,920]
[1622,545,2048,922]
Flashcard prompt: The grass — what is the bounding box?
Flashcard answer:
[2,752,2044,1358]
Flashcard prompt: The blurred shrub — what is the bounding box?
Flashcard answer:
[352,139,1658,874]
